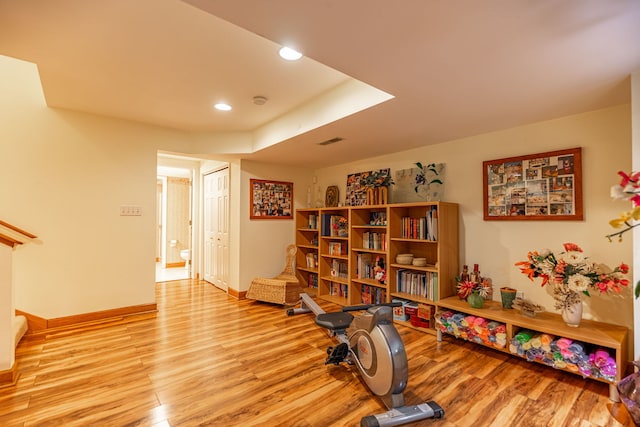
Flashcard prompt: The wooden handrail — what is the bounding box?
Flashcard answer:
[0,220,37,248]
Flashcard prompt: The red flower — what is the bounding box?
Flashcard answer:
[619,263,629,274]
[555,260,567,275]
[562,243,582,252]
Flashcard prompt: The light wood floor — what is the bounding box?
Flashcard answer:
[0,280,633,426]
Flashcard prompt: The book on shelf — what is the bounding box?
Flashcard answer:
[396,269,438,300]
[401,206,438,240]
[363,232,386,250]
[330,259,348,279]
[361,284,387,304]
[305,252,318,268]
[328,241,347,255]
[308,214,318,229]
[401,216,425,239]
[329,281,348,298]
[320,214,348,237]
[307,273,318,289]
[320,214,334,236]
[356,253,375,280]
[427,206,438,240]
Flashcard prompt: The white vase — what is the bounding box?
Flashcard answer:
[561,297,583,327]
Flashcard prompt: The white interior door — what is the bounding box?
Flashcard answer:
[204,168,229,290]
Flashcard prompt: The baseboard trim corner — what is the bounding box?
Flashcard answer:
[0,362,18,388]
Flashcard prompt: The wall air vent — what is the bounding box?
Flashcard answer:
[317,137,344,146]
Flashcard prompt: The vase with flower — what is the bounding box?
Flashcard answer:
[456,268,492,308]
[331,216,348,237]
[608,170,640,299]
[515,242,629,327]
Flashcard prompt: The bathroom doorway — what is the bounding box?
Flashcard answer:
[156,166,193,282]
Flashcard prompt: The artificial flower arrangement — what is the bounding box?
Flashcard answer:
[456,265,492,300]
[608,170,640,298]
[456,278,492,300]
[609,171,640,240]
[515,242,629,311]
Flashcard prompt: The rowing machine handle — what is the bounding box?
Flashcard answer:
[342,302,402,312]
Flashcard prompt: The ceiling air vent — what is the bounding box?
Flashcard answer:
[317,137,344,146]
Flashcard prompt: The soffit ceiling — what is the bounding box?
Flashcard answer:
[1,0,639,168]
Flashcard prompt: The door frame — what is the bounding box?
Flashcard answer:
[202,165,230,291]
[156,157,199,281]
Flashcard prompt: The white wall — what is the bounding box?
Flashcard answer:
[0,244,13,370]
[0,56,189,318]
[314,105,633,334]
[238,161,314,292]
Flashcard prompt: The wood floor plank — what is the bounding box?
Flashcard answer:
[0,280,628,426]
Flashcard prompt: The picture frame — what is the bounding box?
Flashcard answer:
[482,147,583,221]
[393,163,445,203]
[345,168,390,206]
[250,179,293,219]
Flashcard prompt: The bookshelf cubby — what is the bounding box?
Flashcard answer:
[294,201,459,335]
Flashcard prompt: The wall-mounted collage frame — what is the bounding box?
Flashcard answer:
[250,179,293,219]
[483,147,583,221]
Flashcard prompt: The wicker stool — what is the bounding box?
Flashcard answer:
[246,244,302,305]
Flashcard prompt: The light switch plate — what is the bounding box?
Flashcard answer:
[120,205,142,216]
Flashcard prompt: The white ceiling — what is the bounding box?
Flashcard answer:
[1,0,639,168]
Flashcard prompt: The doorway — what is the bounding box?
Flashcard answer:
[156,167,192,282]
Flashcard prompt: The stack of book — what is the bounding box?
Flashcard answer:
[401,207,438,240]
[362,231,386,250]
[396,269,438,300]
[330,259,348,279]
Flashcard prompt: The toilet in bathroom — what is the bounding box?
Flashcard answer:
[180,249,190,269]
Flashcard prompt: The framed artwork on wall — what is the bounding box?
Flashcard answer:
[482,147,583,221]
[250,179,293,219]
[345,168,390,206]
[393,163,445,203]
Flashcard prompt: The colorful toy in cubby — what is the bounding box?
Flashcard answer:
[434,310,507,349]
[509,331,618,382]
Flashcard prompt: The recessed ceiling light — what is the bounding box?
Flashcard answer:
[279,46,302,61]
[214,103,232,111]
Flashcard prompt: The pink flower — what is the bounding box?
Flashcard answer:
[618,171,640,187]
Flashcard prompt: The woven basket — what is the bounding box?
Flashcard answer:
[246,277,301,305]
[246,244,301,305]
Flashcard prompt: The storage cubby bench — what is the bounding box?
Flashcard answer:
[435,296,628,401]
